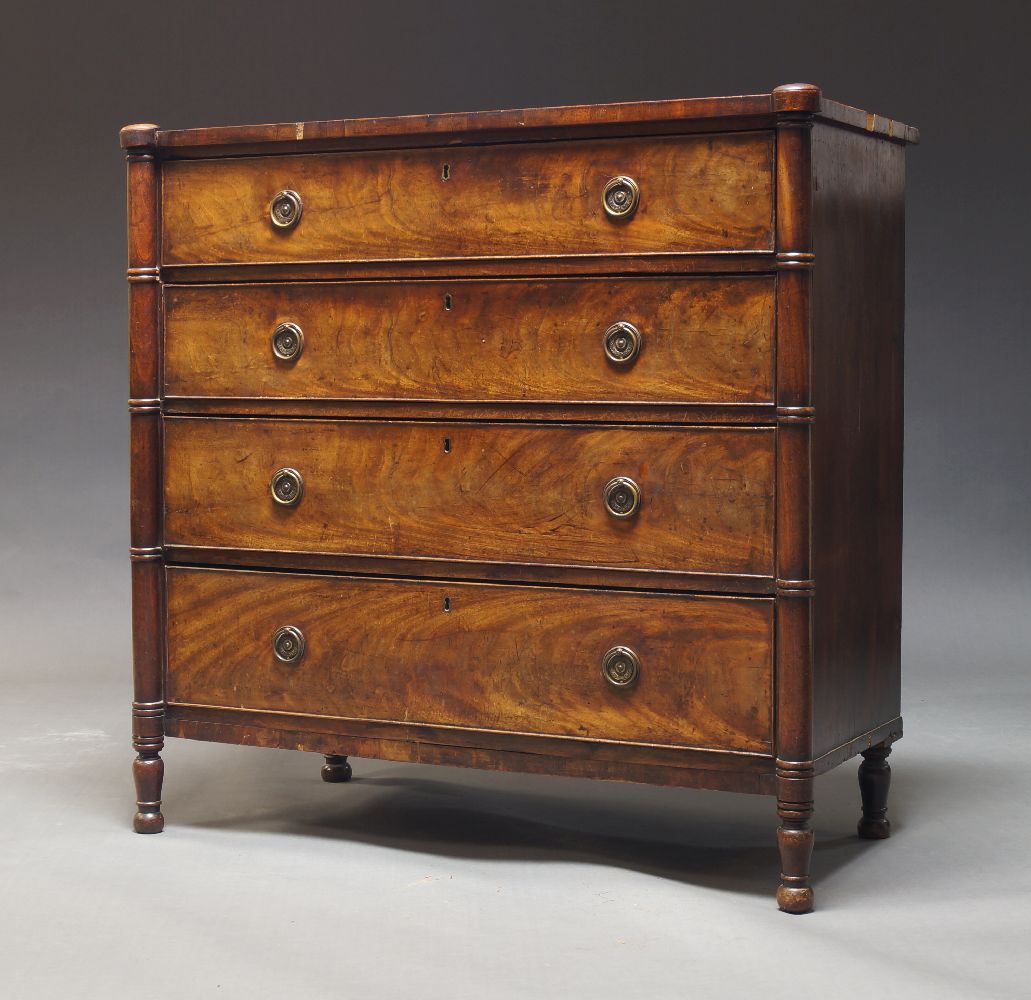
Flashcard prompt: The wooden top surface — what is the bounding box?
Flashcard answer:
[121,84,919,154]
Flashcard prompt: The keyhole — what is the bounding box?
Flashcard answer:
[443,293,453,311]
[442,163,450,180]
[443,437,452,454]
[443,596,452,613]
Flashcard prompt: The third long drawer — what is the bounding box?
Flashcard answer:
[163,417,774,579]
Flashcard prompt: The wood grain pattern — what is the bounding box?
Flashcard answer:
[166,712,776,795]
[123,89,916,910]
[160,133,774,265]
[165,567,774,753]
[163,276,775,405]
[148,86,918,157]
[163,418,775,577]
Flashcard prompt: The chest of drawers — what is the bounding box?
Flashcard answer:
[123,84,918,913]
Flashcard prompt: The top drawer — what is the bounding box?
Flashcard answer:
[161,133,774,266]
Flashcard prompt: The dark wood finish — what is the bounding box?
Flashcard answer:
[776,817,815,915]
[857,743,892,839]
[163,544,773,595]
[164,701,773,776]
[163,276,775,405]
[161,133,774,266]
[163,418,775,579]
[772,113,817,913]
[123,124,165,834]
[160,254,777,284]
[321,754,353,783]
[166,710,775,794]
[810,122,905,761]
[165,567,775,753]
[162,398,778,426]
[123,86,916,911]
[146,86,917,158]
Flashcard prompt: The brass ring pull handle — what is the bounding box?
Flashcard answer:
[603,322,642,364]
[272,625,305,663]
[602,175,640,219]
[271,322,304,361]
[270,189,303,229]
[601,646,640,688]
[603,476,641,518]
[270,467,304,506]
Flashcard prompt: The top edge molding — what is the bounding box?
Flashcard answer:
[122,86,919,155]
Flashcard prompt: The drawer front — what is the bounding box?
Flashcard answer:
[166,567,774,752]
[161,133,774,265]
[163,276,775,405]
[163,418,775,577]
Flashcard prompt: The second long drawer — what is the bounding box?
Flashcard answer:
[163,276,775,405]
[164,418,775,578]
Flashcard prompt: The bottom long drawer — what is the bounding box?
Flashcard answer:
[165,567,774,754]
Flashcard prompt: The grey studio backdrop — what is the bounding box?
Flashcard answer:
[1,2,1028,998]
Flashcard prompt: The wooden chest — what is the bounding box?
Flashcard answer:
[122,84,918,912]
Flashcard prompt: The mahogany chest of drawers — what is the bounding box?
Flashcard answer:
[122,84,918,913]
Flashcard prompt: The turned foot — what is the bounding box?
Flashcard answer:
[321,754,353,782]
[776,769,814,913]
[133,750,164,833]
[776,823,814,913]
[857,743,892,839]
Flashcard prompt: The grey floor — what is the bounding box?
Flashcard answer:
[1,571,1029,999]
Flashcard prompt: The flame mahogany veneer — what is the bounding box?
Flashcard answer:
[122,84,917,912]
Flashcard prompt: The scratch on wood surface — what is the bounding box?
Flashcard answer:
[295,122,304,140]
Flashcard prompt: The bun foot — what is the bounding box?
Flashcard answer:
[777,885,814,914]
[134,810,164,834]
[858,816,891,840]
[321,754,353,783]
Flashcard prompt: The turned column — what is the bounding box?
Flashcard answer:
[123,123,165,834]
[772,85,819,913]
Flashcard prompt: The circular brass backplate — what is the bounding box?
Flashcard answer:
[272,625,306,663]
[601,646,641,687]
[271,322,304,361]
[602,175,640,219]
[603,476,642,518]
[270,189,303,229]
[270,467,304,506]
[603,321,642,364]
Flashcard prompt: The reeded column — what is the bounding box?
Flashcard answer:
[122,123,165,833]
